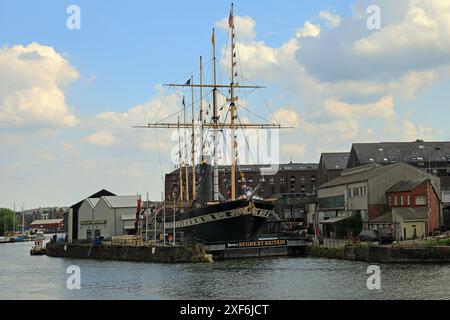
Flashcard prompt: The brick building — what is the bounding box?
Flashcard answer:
[318,152,349,186]
[316,163,441,237]
[346,140,450,191]
[369,179,441,239]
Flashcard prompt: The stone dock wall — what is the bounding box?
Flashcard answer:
[46,242,212,263]
[305,245,450,263]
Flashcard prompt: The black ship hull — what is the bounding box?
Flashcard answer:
[165,198,275,243]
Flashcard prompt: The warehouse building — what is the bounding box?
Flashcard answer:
[316,162,441,238]
[78,195,139,240]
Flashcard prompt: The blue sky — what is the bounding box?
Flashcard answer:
[1,0,450,208]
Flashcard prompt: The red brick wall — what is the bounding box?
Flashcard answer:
[368,204,386,220]
[387,180,440,234]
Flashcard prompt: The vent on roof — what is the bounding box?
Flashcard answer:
[419,145,425,149]
[378,148,383,152]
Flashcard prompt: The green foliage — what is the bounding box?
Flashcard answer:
[0,208,17,236]
[345,211,363,237]
[424,238,450,247]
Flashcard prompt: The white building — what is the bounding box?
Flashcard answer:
[78,195,139,240]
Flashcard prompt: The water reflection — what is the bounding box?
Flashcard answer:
[1,242,450,300]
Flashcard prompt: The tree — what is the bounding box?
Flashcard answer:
[0,208,17,236]
[345,211,363,238]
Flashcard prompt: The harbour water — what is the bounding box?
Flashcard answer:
[1,241,450,300]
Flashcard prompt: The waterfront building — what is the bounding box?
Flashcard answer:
[316,162,440,238]
[77,195,139,240]
[30,219,64,233]
[67,189,116,242]
[318,152,349,186]
[346,140,450,192]
[369,179,441,240]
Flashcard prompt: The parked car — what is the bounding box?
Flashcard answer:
[378,228,394,245]
[359,230,378,242]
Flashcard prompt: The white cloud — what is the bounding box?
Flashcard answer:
[296,22,321,38]
[83,130,119,147]
[216,15,257,40]
[319,11,341,28]
[0,43,79,127]
[324,96,395,121]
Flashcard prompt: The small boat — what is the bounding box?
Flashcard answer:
[30,239,46,255]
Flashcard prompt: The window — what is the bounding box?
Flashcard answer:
[415,196,427,206]
[319,196,345,209]
[407,195,411,206]
[388,196,392,206]
[300,176,306,185]
[270,177,275,195]
[86,229,92,240]
[280,176,286,193]
[394,196,398,206]
[290,176,296,193]
[400,196,404,206]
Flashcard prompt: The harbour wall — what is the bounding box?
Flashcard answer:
[305,245,450,263]
[46,242,212,263]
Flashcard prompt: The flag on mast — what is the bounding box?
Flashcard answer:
[228,5,234,28]
[211,29,215,45]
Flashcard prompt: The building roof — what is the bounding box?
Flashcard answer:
[102,196,139,208]
[392,207,430,221]
[387,179,427,193]
[319,163,403,189]
[70,189,116,209]
[351,141,450,165]
[31,219,63,225]
[370,212,393,224]
[85,198,100,208]
[320,152,350,170]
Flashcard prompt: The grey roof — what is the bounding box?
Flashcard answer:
[320,153,350,170]
[387,179,427,193]
[102,196,139,208]
[31,219,63,225]
[370,212,393,224]
[392,207,429,221]
[86,198,100,208]
[351,141,450,164]
[319,163,403,188]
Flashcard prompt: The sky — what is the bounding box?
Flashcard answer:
[1,0,450,208]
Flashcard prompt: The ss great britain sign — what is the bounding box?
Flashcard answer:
[226,239,287,248]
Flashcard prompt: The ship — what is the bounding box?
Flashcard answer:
[137,2,286,243]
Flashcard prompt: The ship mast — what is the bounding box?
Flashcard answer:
[212,28,220,202]
[190,75,196,200]
[199,56,204,164]
[229,2,237,201]
[184,97,190,202]
[136,3,292,204]
[178,116,184,202]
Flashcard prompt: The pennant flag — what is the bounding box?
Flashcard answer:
[228,8,234,28]
[185,79,191,85]
[211,29,215,45]
[182,96,186,106]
